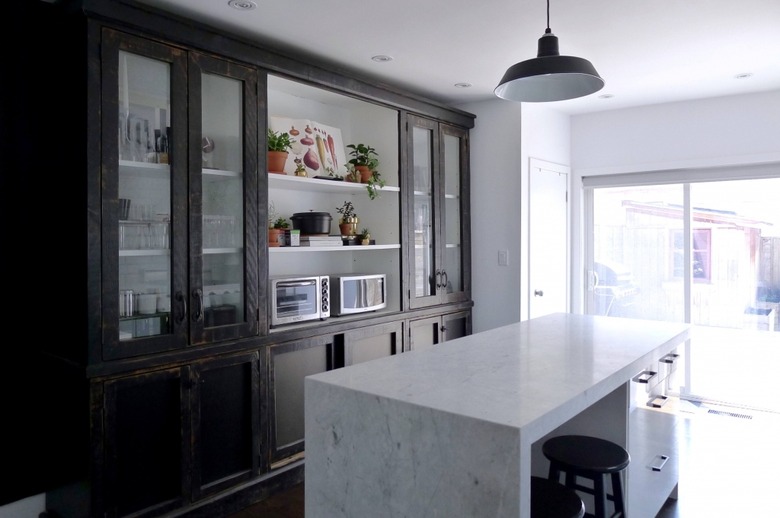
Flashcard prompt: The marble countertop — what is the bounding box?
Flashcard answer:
[307,313,691,439]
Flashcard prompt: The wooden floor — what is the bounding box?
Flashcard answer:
[655,400,780,517]
[231,401,780,518]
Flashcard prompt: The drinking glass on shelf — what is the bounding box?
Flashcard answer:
[151,221,169,249]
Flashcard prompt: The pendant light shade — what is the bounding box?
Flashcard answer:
[495,2,604,102]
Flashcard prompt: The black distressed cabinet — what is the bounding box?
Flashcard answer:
[20,0,475,516]
[96,352,259,517]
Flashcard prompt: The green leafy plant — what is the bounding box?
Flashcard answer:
[360,228,371,239]
[346,143,379,171]
[336,200,357,221]
[366,171,386,200]
[267,128,292,152]
[272,217,289,229]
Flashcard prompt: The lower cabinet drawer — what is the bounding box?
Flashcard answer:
[627,408,679,518]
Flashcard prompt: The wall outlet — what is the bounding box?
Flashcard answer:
[498,249,509,266]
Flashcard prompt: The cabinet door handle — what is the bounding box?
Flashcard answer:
[192,288,204,322]
[534,290,544,297]
[632,370,657,384]
[660,353,679,364]
[175,291,187,325]
[649,454,669,472]
[441,270,448,289]
[435,269,443,289]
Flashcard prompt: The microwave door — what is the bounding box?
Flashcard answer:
[358,280,368,308]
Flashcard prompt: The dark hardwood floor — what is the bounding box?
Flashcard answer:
[231,401,780,517]
[229,483,304,518]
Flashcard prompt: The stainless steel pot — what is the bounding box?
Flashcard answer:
[291,211,333,235]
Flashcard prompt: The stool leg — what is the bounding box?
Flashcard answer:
[593,474,607,518]
[611,472,625,517]
[547,461,561,484]
[564,470,576,491]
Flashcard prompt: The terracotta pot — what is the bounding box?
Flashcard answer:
[268,151,289,174]
[268,228,284,247]
[356,165,372,183]
[339,217,358,237]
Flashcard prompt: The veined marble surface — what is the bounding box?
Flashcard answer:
[305,313,691,518]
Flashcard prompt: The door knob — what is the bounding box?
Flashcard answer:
[534,290,544,297]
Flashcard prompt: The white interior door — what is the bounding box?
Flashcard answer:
[529,158,570,319]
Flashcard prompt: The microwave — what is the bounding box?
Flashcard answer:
[330,273,387,316]
[270,275,330,327]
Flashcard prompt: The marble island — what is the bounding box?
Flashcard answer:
[304,313,691,517]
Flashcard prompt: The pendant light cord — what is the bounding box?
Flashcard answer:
[546,0,552,34]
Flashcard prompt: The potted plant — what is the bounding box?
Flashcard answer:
[269,216,288,247]
[293,157,307,177]
[360,227,371,246]
[268,128,292,174]
[268,202,288,247]
[346,143,379,183]
[336,200,358,237]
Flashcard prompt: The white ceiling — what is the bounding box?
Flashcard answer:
[135,0,780,115]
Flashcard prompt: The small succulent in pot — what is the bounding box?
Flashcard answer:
[272,217,289,229]
[336,200,357,223]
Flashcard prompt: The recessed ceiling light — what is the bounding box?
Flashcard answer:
[598,93,614,99]
[454,83,472,89]
[228,0,257,11]
[371,55,393,63]
[734,72,753,79]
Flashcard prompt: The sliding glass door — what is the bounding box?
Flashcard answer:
[586,177,780,329]
[584,172,780,410]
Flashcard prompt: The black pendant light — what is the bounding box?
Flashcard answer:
[495,0,604,102]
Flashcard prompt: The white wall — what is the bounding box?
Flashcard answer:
[570,90,780,312]
[458,100,570,332]
[572,90,780,175]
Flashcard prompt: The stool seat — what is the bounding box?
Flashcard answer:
[542,435,629,518]
[531,476,585,518]
[542,435,630,473]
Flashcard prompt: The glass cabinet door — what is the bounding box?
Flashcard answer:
[440,124,470,303]
[409,116,439,308]
[188,53,259,344]
[407,116,470,308]
[103,30,188,359]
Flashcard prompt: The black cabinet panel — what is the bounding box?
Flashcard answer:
[105,368,186,517]
[269,336,334,464]
[345,321,403,364]
[194,352,259,496]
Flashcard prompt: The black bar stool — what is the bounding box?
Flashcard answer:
[531,476,585,518]
[542,435,629,518]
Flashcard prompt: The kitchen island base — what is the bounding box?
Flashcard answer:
[305,314,690,518]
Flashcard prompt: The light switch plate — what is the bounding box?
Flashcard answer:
[498,250,509,266]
